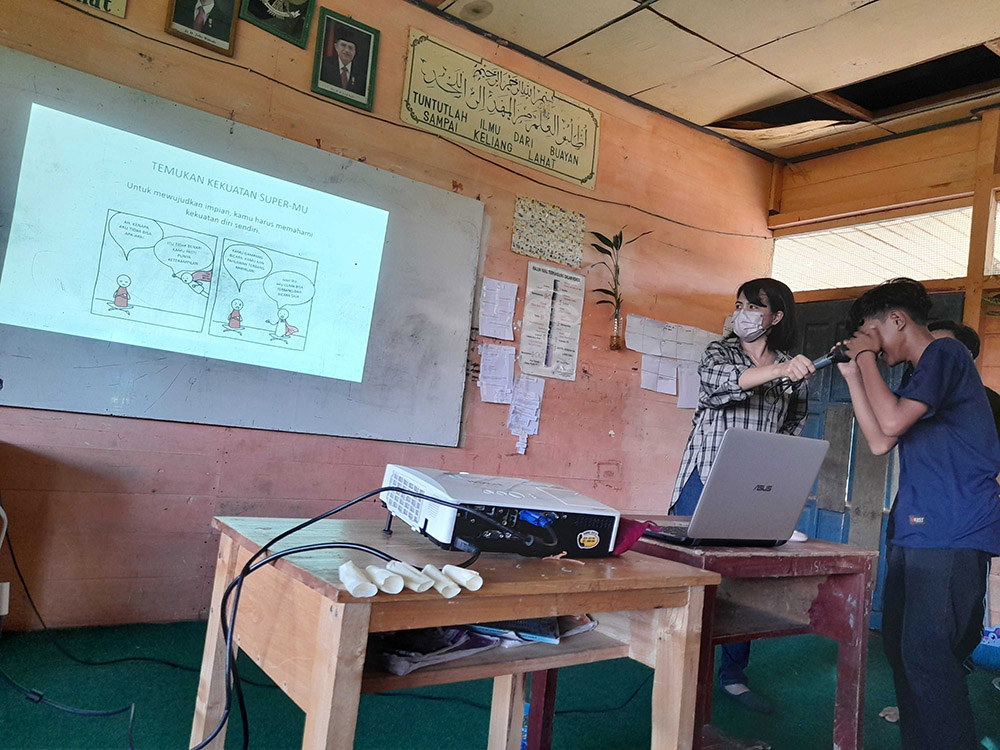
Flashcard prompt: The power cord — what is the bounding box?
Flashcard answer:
[0,493,274,686]
[195,485,524,750]
[0,603,138,750]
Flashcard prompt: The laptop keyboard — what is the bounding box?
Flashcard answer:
[654,522,690,537]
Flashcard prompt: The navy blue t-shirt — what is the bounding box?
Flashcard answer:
[893,337,1000,554]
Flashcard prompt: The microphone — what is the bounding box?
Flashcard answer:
[812,342,850,371]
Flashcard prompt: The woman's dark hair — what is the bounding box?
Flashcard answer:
[847,278,932,334]
[928,319,980,359]
[737,277,798,352]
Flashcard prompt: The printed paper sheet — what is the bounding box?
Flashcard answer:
[479,277,517,340]
[478,343,515,404]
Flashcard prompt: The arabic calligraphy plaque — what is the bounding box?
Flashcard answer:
[402,30,600,189]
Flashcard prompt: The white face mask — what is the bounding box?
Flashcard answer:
[732,309,768,342]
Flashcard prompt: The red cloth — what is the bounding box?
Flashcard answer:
[194,5,206,31]
[341,67,349,89]
[192,270,213,282]
[284,322,299,337]
[611,518,658,555]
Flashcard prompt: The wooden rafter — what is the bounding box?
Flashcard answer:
[813,92,873,123]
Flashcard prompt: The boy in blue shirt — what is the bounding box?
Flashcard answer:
[839,278,1000,750]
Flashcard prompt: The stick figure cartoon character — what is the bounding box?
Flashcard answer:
[223,298,244,334]
[177,271,209,297]
[108,274,132,314]
[266,307,299,343]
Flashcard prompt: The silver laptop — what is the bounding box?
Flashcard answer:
[646,428,830,547]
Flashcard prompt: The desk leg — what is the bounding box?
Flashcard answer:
[488,673,527,750]
[526,669,558,750]
[693,585,717,750]
[651,586,705,750]
[810,567,874,750]
[302,601,371,750]
[190,534,241,750]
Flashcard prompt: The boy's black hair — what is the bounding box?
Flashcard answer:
[847,277,932,334]
[737,277,798,352]
[928,319,981,359]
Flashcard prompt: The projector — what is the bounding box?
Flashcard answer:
[380,465,620,558]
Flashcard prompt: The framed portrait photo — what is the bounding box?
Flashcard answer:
[311,9,379,111]
[166,0,240,56]
[239,0,314,49]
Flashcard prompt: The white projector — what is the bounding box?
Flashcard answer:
[380,465,620,558]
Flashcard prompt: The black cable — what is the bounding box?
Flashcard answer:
[0,495,275,687]
[201,484,531,750]
[192,541,398,750]
[0,666,136,749]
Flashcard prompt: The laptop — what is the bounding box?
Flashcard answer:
[644,428,829,547]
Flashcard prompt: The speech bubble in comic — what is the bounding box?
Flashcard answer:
[263,271,315,308]
[223,244,272,292]
[153,236,214,276]
[109,214,162,260]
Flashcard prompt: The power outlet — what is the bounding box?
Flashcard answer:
[0,581,9,617]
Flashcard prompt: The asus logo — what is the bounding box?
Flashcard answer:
[753,484,773,492]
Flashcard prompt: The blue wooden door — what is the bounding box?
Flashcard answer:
[794,293,964,628]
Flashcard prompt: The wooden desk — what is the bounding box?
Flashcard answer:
[189,518,720,750]
[630,536,878,750]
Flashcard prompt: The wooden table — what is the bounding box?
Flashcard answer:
[629,535,878,750]
[189,517,720,750]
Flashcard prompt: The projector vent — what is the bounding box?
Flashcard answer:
[383,472,425,527]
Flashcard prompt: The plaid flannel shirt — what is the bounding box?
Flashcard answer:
[670,335,809,507]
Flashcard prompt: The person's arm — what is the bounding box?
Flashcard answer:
[852,349,928,436]
[838,358,897,455]
[736,354,815,391]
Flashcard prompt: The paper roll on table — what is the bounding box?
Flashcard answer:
[422,564,460,599]
[442,564,483,591]
[338,561,377,598]
[386,560,434,592]
[366,565,404,594]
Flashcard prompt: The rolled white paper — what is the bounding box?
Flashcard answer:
[365,565,404,594]
[338,561,377,598]
[386,560,434,592]
[442,564,483,591]
[422,564,460,599]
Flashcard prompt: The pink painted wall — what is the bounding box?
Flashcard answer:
[0,0,773,628]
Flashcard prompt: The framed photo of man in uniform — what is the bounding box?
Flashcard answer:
[239,0,314,49]
[311,9,379,111]
[166,0,240,56]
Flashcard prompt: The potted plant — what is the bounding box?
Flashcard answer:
[591,228,650,349]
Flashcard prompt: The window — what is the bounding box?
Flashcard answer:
[772,206,978,292]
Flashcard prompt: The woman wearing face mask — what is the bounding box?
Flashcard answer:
[670,277,814,714]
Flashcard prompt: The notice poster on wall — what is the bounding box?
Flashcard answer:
[519,261,584,381]
[0,104,388,383]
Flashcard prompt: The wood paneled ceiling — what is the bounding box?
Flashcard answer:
[420,0,1000,161]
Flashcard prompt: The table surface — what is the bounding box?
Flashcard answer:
[214,516,721,605]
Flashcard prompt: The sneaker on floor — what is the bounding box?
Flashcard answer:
[721,683,774,715]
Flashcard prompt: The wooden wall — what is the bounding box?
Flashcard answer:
[0,0,773,628]
[770,114,1000,394]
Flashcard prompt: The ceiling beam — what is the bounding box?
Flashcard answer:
[812,92,873,122]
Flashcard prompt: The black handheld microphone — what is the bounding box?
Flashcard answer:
[812,342,850,371]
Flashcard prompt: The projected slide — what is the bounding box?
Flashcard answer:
[0,104,388,382]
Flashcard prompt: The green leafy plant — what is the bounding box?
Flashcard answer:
[591,228,650,348]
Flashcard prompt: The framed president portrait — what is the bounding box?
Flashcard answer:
[311,9,379,111]
[239,0,314,48]
[166,0,240,56]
